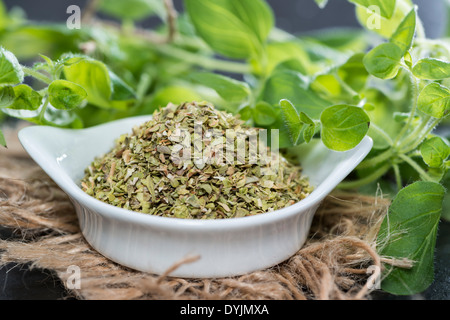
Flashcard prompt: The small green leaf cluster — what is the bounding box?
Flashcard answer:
[0,49,136,146]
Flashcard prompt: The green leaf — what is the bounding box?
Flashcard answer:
[8,85,42,111]
[338,53,369,93]
[63,57,134,110]
[390,8,416,54]
[417,82,450,119]
[263,70,331,119]
[253,101,278,126]
[0,25,83,61]
[185,0,274,59]
[311,74,342,98]
[2,103,81,128]
[320,105,370,151]
[355,3,408,39]
[264,41,310,75]
[0,85,15,108]
[404,51,413,69]
[238,105,253,121]
[38,54,55,70]
[363,88,400,150]
[48,80,88,110]
[0,129,6,148]
[363,43,404,79]
[299,112,315,126]
[148,86,203,112]
[377,181,445,295]
[279,99,303,145]
[303,123,317,143]
[412,58,450,80]
[349,0,396,19]
[63,57,112,109]
[98,0,165,21]
[109,71,136,101]
[420,137,450,168]
[188,72,250,103]
[0,47,24,86]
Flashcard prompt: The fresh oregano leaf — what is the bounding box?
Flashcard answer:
[98,0,165,21]
[0,47,24,86]
[253,101,278,126]
[349,0,396,19]
[63,57,111,108]
[298,112,317,143]
[377,181,445,295]
[417,82,450,119]
[338,53,369,93]
[188,72,250,103]
[390,8,416,54]
[263,70,330,119]
[412,58,450,80]
[185,0,273,59]
[38,54,54,70]
[238,105,253,121]
[0,85,15,108]
[264,42,309,75]
[279,99,303,145]
[8,84,42,111]
[311,74,342,98]
[303,123,317,143]
[109,71,136,101]
[48,80,87,110]
[420,136,450,168]
[320,104,370,151]
[363,43,404,79]
[404,51,413,69]
[299,111,315,126]
[354,2,406,39]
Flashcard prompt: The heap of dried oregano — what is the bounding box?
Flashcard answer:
[81,102,312,219]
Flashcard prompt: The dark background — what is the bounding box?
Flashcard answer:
[1,0,448,38]
[0,0,449,300]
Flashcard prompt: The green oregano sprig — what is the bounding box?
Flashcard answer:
[0,49,137,146]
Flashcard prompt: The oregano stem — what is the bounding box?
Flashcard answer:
[163,0,178,43]
[400,117,440,154]
[393,163,402,191]
[370,123,394,146]
[337,163,391,190]
[398,154,433,181]
[154,45,251,74]
[357,148,395,170]
[22,66,52,85]
[399,115,431,150]
[394,71,419,146]
[38,95,50,124]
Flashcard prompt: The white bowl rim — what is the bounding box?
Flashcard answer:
[18,117,373,233]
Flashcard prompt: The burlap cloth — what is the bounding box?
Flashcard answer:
[0,124,395,300]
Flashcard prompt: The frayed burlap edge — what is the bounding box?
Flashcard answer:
[0,126,408,300]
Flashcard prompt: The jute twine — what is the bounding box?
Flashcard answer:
[0,125,408,300]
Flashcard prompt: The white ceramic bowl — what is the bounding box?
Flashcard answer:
[18,116,373,278]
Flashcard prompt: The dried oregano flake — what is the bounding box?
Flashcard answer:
[81,102,312,219]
